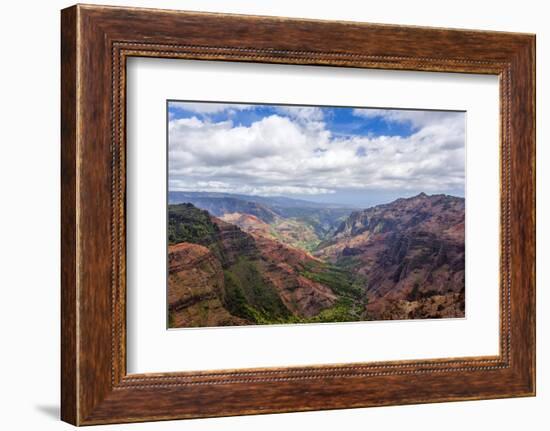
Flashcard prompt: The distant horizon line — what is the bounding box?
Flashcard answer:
[168,190,464,198]
[168,190,465,208]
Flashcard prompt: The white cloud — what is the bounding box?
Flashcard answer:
[169,114,331,169]
[168,180,335,196]
[353,108,464,131]
[169,102,253,114]
[168,108,465,196]
[274,106,325,122]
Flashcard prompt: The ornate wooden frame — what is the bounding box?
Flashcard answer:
[61,4,536,425]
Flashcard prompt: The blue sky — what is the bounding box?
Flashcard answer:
[170,103,414,139]
[168,101,465,208]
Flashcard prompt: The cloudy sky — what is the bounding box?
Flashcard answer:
[168,101,465,207]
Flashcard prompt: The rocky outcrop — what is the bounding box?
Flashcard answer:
[220,213,274,239]
[210,217,259,266]
[167,193,465,326]
[316,193,465,320]
[170,195,279,223]
[168,191,354,238]
[167,242,247,328]
[167,204,349,327]
[251,233,337,317]
[222,211,321,252]
[366,292,465,320]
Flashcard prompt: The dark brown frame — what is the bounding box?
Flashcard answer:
[61,4,536,426]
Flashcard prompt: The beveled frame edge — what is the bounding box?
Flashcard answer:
[61,4,535,426]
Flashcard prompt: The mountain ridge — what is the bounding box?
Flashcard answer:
[315,193,465,320]
[167,203,367,327]
[170,191,355,246]
[167,192,465,326]
[169,191,358,210]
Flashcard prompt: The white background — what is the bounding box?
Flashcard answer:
[0,0,547,430]
[127,59,500,373]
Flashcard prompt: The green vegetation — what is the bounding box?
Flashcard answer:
[168,202,368,326]
[223,258,291,324]
[168,203,219,246]
[301,262,364,299]
[221,257,368,326]
[298,261,368,322]
[168,203,255,265]
[308,297,363,323]
[279,297,366,324]
[268,217,321,252]
[273,208,352,239]
[335,255,362,272]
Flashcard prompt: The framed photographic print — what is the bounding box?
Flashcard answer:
[61,4,535,425]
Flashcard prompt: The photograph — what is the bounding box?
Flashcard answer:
[167,101,466,328]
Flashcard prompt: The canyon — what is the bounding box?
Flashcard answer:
[167,192,465,327]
